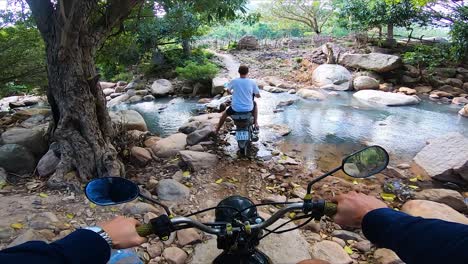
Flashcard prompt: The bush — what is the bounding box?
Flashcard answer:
[403,44,455,71]
[175,61,219,82]
[0,83,35,97]
[111,72,133,83]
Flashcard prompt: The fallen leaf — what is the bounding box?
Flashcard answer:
[215,178,223,184]
[89,203,97,209]
[352,180,359,185]
[281,155,288,160]
[110,207,118,212]
[408,185,419,190]
[288,212,296,219]
[409,177,418,183]
[380,193,396,202]
[344,246,353,254]
[0,181,6,189]
[39,193,48,198]
[66,213,74,219]
[184,182,193,187]
[11,223,23,229]
[182,171,190,177]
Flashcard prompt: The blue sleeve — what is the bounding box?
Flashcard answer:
[362,208,468,264]
[0,229,111,264]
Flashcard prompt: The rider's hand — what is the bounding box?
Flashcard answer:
[332,192,388,228]
[100,216,147,249]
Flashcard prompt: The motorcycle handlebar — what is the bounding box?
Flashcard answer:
[136,201,338,237]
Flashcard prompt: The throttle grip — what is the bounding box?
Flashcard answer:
[136,224,154,237]
[324,202,338,217]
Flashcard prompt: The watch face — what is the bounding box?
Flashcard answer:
[85,226,103,233]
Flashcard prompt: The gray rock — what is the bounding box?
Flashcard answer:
[312,64,352,91]
[353,76,379,90]
[332,237,346,247]
[8,229,47,247]
[21,115,46,128]
[147,242,163,258]
[354,240,372,252]
[413,189,467,212]
[212,77,229,95]
[143,95,155,101]
[156,179,190,201]
[151,133,187,158]
[162,247,187,264]
[2,126,47,157]
[187,145,204,152]
[414,86,433,94]
[297,89,326,100]
[261,194,287,203]
[374,248,404,264]
[0,225,14,241]
[187,125,214,146]
[107,94,130,107]
[331,230,363,241]
[151,79,173,96]
[179,121,202,134]
[340,53,402,73]
[445,78,463,88]
[460,105,468,117]
[191,218,311,264]
[122,202,160,215]
[176,228,202,246]
[135,90,149,96]
[354,90,421,106]
[109,110,148,131]
[37,149,60,177]
[263,86,288,93]
[103,88,115,96]
[264,124,291,137]
[310,240,353,264]
[413,132,468,184]
[179,150,218,171]
[0,144,36,174]
[126,89,136,97]
[238,35,259,50]
[402,200,468,225]
[100,82,116,89]
[128,95,143,103]
[130,147,152,164]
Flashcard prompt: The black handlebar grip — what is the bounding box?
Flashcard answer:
[136,224,154,237]
[324,202,338,217]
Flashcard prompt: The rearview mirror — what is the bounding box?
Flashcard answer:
[342,146,389,178]
[85,177,140,206]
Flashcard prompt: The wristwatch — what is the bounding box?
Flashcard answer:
[83,226,113,247]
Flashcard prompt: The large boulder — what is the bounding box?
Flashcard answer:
[312,64,352,91]
[179,150,218,171]
[0,144,36,174]
[150,133,187,158]
[340,53,402,73]
[296,89,326,100]
[310,240,353,264]
[402,200,468,225]
[212,77,229,95]
[156,179,190,201]
[237,35,259,50]
[459,105,468,117]
[353,76,379,90]
[107,94,129,108]
[1,126,48,157]
[109,110,148,131]
[151,79,173,96]
[186,125,214,146]
[413,133,468,184]
[100,82,116,89]
[413,188,467,212]
[37,149,60,177]
[353,90,421,106]
[188,113,222,126]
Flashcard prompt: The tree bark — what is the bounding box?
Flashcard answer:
[27,0,124,189]
[182,38,191,57]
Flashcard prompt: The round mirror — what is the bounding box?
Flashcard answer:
[342,146,389,178]
[85,177,139,206]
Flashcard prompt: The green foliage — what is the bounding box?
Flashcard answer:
[449,5,468,61]
[175,61,219,82]
[402,44,455,70]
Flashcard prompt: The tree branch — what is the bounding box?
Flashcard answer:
[25,0,56,40]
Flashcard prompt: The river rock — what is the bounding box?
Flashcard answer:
[191,218,311,264]
[459,105,468,117]
[312,64,352,91]
[12,108,51,121]
[151,133,187,158]
[179,150,218,171]
[109,110,148,131]
[340,53,402,73]
[264,124,291,137]
[402,200,468,224]
[310,240,353,264]
[143,95,155,101]
[398,87,417,95]
[452,97,468,105]
[413,132,468,183]
[135,90,148,96]
[179,121,202,134]
[177,228,202,246]
[198,98,212,104]
[122,202,160,215]
[297,89,326,100]
[100,82,116,89]
[353,76,379,90]
[144,136,161,148]
[331,230,363,241]
[353,90,421,106]
[434,67,457,78]
[354,240,372,252]
[8,229,48,247]
[107,94,130,107]
[263,86,288,93]
[0,144,36,174]
[401,75,420,85]
[414,86,433,94]
[147,242,163,258]
[413,189,467,212]
[128,95,143,103]
[151,79,173,96]
[156,179,190,201]
[212,77,229,95]
[162,247,187,264]
[103,88,115,96]
[374,248,404,264]
[445,78,463,88]
[20,114,47,128]
[2,126,47,157]
[37,149,60,177]
[189,113,222,126]
[238,35,259,50]
[131,147,152,164]
[187,125,214,146]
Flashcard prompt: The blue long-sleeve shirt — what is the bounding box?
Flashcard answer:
[363,208,468,264]
[0,229,110,264]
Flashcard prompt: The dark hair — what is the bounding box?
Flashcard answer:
[238,65,249,75]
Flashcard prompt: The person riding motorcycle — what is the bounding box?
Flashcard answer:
[215,65,260,134]
[1,192,468,264]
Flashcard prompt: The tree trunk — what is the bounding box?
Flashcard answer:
[27,1,124,189]
[385,23,397,47]
[182,38,191,57]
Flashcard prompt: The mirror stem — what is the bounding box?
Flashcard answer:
[139,193,172,216]
[306,166,342,194]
